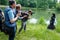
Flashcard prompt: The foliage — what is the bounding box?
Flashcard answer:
[56,3,60,11]
[28,1,36,8]
[17,0,36,8]
[48,0,57,8]
[37,0,48,9]
[0,0,57,9]
[0,0,8,5]
[39,17,45,25]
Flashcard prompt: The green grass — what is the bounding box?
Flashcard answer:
[16,20,60,40]
[0,23,60,40]
[0,7,60,40]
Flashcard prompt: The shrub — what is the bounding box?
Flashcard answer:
[39,17,45,25]
[56,3,60,11]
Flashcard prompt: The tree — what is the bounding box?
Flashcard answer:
[48,0,57,8]
[37,0,48,9]
[28,0,36,8]
[17,0,28,7]
[0,0,8,5]
[17,0,36,8]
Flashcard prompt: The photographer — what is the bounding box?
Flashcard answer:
[19,11,32,33]
[16,4,33,33]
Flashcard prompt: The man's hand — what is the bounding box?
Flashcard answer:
[16,13,21,17]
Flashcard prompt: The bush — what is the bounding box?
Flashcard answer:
[56,3,60,11]
[39,17,45,25]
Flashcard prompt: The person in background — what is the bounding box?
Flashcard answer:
[0,9,5,32]
[47,13,56,30]
[4,1,21,40]
[0,9,3,31]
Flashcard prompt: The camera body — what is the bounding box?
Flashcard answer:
[21,12,29,22]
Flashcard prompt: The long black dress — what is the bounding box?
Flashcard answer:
[47,15,55,30]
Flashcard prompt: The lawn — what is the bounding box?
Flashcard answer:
[0,23,60,40]
[0,7,60,40]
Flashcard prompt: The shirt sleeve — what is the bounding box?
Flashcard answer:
[8,10,14,20]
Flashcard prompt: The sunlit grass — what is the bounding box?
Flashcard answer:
[0,20,60,40]
[0,7,60,40]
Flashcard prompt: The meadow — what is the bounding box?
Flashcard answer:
[0,7,60,40]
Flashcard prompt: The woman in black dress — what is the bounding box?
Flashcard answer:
[47,13,56,30]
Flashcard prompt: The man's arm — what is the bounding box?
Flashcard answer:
[8,10,19,23]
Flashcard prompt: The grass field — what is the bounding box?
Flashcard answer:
[0,23,60,40]
[0,7,60,40]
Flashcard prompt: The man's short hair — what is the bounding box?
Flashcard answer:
[9,1,15,5]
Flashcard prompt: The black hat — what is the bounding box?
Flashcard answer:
[9,1,15,5]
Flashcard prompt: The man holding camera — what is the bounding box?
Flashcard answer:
[16,4,33,33]
[18,10,33,33]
